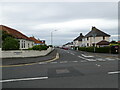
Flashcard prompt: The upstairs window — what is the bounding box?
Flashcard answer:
[103,36,105,40]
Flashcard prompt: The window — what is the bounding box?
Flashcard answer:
[87,37,89,40]
[21,43,23,48]
[103,36,105,40]
[28,43,29,48]
[87,43,89,46]
[24,41,25,48]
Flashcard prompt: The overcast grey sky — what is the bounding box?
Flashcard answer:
[0,2,118,45]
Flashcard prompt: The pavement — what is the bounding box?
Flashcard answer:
[2,49,57,66]
[1,48,119,88]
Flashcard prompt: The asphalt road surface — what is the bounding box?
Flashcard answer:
[1,48,120,88]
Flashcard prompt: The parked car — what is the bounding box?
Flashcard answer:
[62,47,68,50]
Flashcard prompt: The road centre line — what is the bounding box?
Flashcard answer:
[60,61,68,63]
[108,71,120,74]
[0,77,48,83]
[72,61,78,63]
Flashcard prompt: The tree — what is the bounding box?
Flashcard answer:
[2,37,19,50]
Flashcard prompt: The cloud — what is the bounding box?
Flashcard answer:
[1,2,118,45]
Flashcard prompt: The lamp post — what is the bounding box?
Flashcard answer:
[51,30,57,47]
[92,33,96,53]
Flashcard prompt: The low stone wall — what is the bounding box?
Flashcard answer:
[1,47,54,58]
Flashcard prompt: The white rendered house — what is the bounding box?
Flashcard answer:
[82,27,110,47]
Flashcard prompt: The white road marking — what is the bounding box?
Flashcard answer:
[108,71,120,74]
[81,54,94,58]
[72,61,78,63]
[0,77,48,83]
[67,52,70,53]
[60,61,68,63]
[95,64,101,67]
[50,62,58,64]
[78,56,86,60]
[106,58,115,61]
[116,58,120,60]
[86,59,96,61]
[97,58,106,61]
[39,62,47,64]
[80,61,87,62]
[71,53,75,55]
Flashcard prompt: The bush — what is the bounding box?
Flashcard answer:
[31,45,48,50]
[2,37,19,50]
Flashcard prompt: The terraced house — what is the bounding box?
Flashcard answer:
[0,25,35,49]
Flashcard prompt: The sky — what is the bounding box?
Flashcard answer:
[0,1,119,46]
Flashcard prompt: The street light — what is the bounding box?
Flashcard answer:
[51,30,57,47]
[92,33,97,53]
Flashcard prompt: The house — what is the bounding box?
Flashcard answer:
[73,33,84,47]
[82,27,110,47]
[63,42,74,49]
[0,25,34,49]
[29,37,45,45]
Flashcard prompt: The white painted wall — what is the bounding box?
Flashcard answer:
[73,40,82,47]
[19,39,34,49]
[82,36,110,47]
[1,47,54,58]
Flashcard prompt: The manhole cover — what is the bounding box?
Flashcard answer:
[48,67,84,78]
[56,69,70,74]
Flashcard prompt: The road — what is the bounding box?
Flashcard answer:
[1,48,119,88]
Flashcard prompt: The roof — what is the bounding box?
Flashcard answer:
[96,40,110,45]
[74,33,84,41]
[0,25,31,40]
[118,41,120,43]
[84,27,110,38]
[29,37,43,44]
[65,42,73,45]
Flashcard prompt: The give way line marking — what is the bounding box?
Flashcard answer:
[0,77,48,83]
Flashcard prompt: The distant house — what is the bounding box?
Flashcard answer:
[63,42,74,49]
[73,33,84,47]
[0,25,34,49]
[82,27,110,47]
[29,37,45,45]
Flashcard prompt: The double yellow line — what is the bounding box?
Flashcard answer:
[0,53,59,68]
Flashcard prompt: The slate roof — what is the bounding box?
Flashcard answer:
[73,33,84,41]
[84,27,110,38]
[96,40,110,45]
[0,25,31,40]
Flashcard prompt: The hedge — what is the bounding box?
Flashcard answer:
[78,46,110,53]
[29,45,48,50]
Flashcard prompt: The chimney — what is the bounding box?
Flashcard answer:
[80,33,82,36]
[92,26,96,30]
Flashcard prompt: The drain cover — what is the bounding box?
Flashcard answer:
[48,67,84,78]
